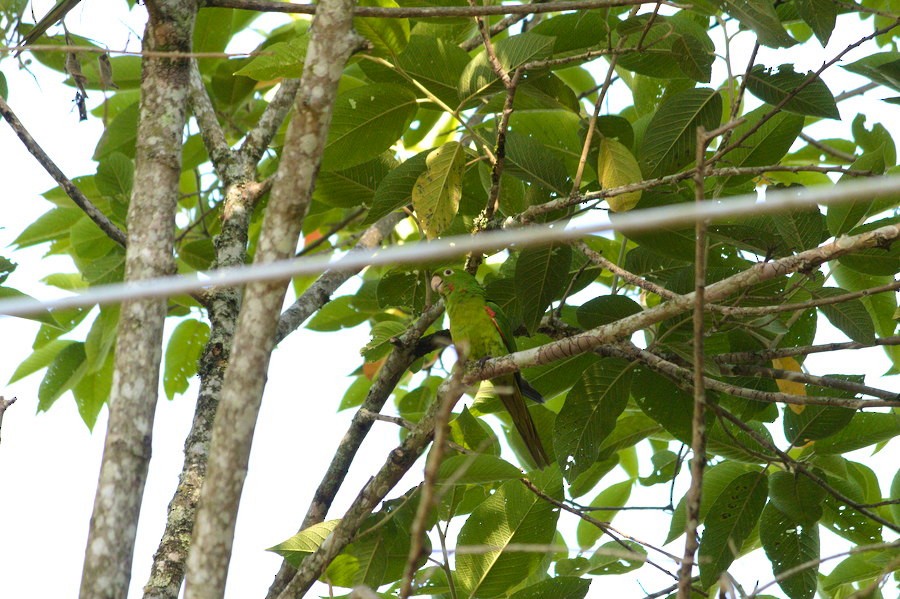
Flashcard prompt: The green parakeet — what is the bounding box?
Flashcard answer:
[431,268,551,468]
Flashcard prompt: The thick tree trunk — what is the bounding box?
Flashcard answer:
[79,2,197,598]
[183,1,361,597]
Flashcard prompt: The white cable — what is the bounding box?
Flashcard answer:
[1,174,899,317]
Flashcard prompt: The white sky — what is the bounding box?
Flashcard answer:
[1,2,898,598]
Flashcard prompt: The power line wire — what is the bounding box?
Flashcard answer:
[1,174,899,317]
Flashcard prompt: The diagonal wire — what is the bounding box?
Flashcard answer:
[2,174,900,317]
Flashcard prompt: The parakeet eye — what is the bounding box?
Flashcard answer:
[443,268,454,276]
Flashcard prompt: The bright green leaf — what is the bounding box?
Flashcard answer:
[412,141,466,239]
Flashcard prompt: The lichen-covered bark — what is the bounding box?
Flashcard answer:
[142,180,253,599]
[79,2,197,598]
[183,1,361,597]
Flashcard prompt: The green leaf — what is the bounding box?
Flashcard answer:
[767,471,826,525]
[95,151,134,200]
[745,65,839,119]
[504,130,570,194]
[639,450,679,486]
[795,0,836,46]
[0,287,57,326]
[94,101,140,160]
[832,264,900,370]
[412,141,466,239]
[576,295,642,330]
[235,33,308,80]
[508,110,584,177]
[716,106,805,188]
[826,151,887,236]
[515,244,573,334]
[307,295,368,332]
[699,470,768,588]
[891,469,900,526]
[459,33,555,106]
[270,520,342,567]
[339,375,371,411]
[14,206,82,248]
[450,406,501,457]
[813,287,876,344]
[811,412,900,454]
[529,11,609,57]
[509,577,591,599]
[667,462,763,544]
[456,468,562,598]
[639,87,722,179]
[598,138,642,211]
[395,35,472,108]
[820,467,884,545]
[723,0,797,48]
[71,216,118,260]
[325,490,426,587]
[837,216,900,277]
[363,150,428,225]
[784,400,855,446]
[375,271,428,312]
[361,320,407,362]
[760,502,820,599]
[852,114,896,168]
[314,153,397,208]
[633,368,701,444]
[771,206,826,254]
[73,350,113,430]
[163,319,210,400]
[354,0,409,58]
[437,454,523,485]
[616,15,714,83]
[822,550,900,592]
[843,52,900,93]
[8,339,75,384]
[84,306,119,373]
[555,359,633,482]
[0,72,7,99]
[583,540,646,576]
[576,480,633,548]
[322,84,418,170]
[38,342,88,412]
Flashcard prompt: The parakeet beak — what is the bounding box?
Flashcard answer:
[430,275,444,293]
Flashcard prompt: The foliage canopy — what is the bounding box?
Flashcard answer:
[2,0,900,598]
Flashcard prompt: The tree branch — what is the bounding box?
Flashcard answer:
[183,0,362,596]
[0,95,127,247]
[264,302,443,599]
[275,367,467,599]
[79,2,198,597]
[472,223,900,385]
[0,396,16,445]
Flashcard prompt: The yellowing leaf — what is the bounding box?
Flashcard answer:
[773,357,806,414]
[598,138,642,212]
[412,141,466,239]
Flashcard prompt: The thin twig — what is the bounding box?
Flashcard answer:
[677,126,711,599]
[0,95,127,247]
[398,362,466,598]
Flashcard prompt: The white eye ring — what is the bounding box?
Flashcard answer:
[443,268,454,276]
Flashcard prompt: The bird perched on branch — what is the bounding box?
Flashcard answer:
[17,0,84,53]
[431,268,551,468]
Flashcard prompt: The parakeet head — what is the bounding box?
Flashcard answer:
[430,267,481,297]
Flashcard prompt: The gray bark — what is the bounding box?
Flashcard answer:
[182,1,361,597]
[79,2,198,598]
